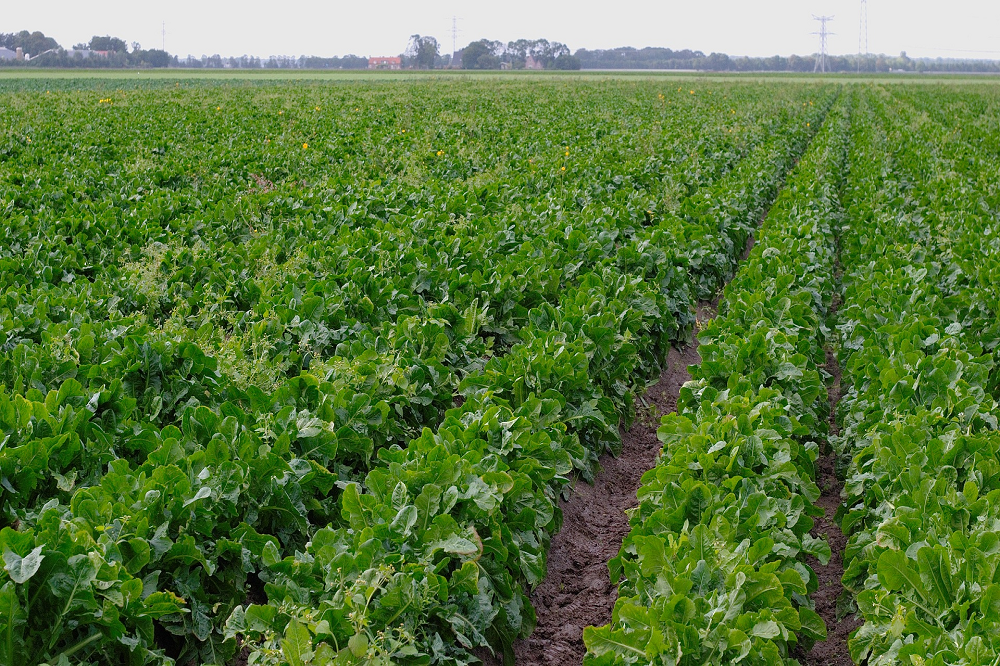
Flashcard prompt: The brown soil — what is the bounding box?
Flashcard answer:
[509,314,708,666]
[799,299,861,666]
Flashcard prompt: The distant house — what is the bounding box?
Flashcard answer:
[524,55,544,70]
[368,56,401,70]
[0,47,16,61]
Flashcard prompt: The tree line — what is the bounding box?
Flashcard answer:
[401,35,582,70]
[458,39,581,70]
[575,46,1000,73]
[2,31,171,68]
[4,28,1000,73]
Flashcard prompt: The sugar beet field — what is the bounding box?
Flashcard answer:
[1,75,999,666]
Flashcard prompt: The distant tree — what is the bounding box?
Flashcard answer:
[573,46,704,70]
[405,34,439,69]
[475,52,500,69]
[0,30,59,55]
[461,39,507,69]
[504,38,568,68]
[140,49,171,67]
[461,40,490,69]
[551,53,581,70]
[702,52,731,70]
[339,55,369,69]
[89,35,128,52]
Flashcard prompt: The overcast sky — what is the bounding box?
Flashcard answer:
[4,0,1000,61]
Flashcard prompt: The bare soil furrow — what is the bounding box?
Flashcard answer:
[511,339,702,666]
[800,297,861,665]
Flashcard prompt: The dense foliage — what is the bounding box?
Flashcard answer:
[584,91,850,665]
[835,86,1000,665]
[586,82,1000,665]
[0,79,830,665]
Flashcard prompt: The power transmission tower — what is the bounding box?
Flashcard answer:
[450,17,462,56]
[162,21,166,52]
[812,15,834,73]
[858,0,868,72]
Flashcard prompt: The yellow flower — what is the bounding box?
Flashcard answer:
[26,138,31,143]
[437,150,444,156]
[315,106,321,111]
[279,110,284,115]
[561,166,566,171]
[303,143,309,149]
[689,90,694,94]
[216,106,221,111]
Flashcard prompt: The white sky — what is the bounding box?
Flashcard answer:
[4,0,999,60]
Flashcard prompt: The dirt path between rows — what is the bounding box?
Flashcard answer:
[799,297,861,665]
[509,303,715,666]
[502,137,824,666]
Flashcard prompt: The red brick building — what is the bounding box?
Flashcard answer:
[369,56,402,70]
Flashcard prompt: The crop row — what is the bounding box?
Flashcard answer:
[835,88,1000,664]
[581,93,850,664]
[221,90,834,665]
[0,82,832,665]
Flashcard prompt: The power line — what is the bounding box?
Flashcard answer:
[812,15,835,73]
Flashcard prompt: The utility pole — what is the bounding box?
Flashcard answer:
[812,15,834,73]
[858,0,868,72]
